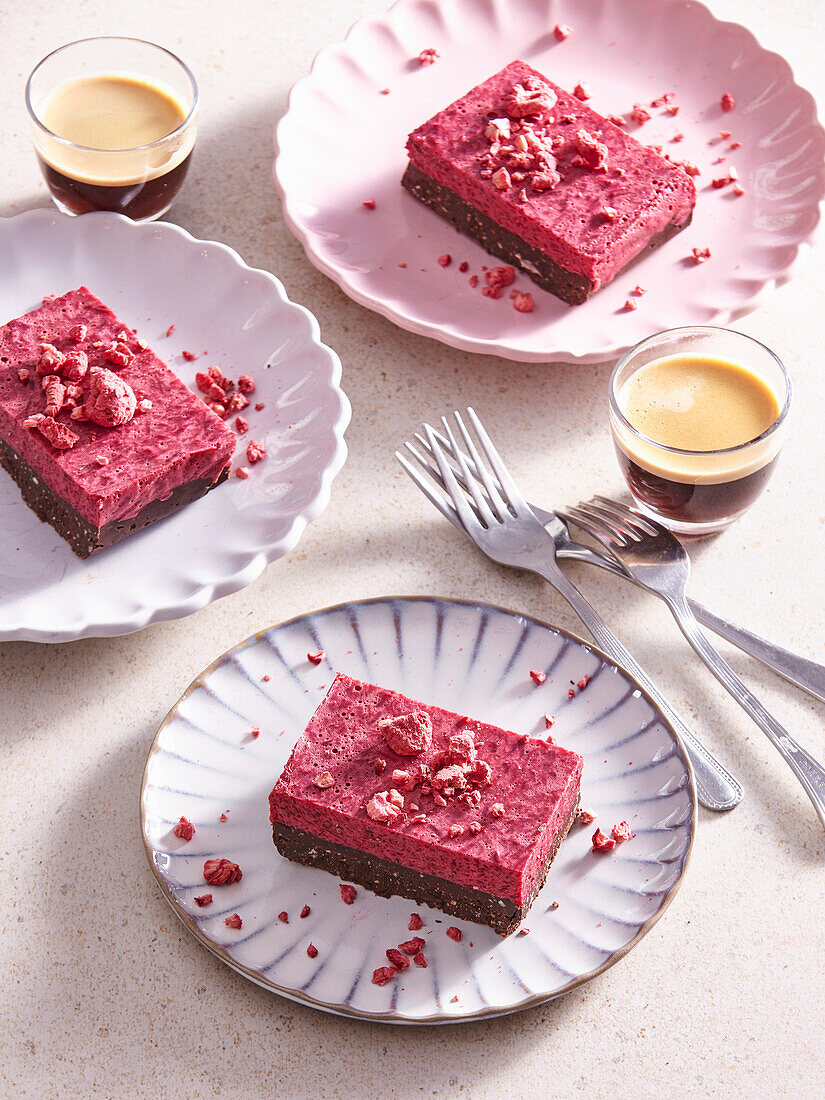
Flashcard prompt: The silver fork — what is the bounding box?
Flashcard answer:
[560,497,825,830]
[397,409,743,812]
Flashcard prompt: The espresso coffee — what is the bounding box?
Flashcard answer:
[34,74,194,218]
[614,354,782,527]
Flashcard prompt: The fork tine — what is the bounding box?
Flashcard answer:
[465,407,524,515]
[415,428,505,518]
[559,503,631,547]
[441,416,497,528]
[423,423,482,533]
[402,440,485,526]
[452,410,508,521]
[395,449,464,533]
[591,495,659,537]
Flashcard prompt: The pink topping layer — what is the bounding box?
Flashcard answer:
[0,288,236,526]
[269,674,583,906]
[406,60,696,287]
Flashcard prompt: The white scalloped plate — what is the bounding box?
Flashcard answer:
[142,597,695,1024]
[274,0,825,363]
[0,210,350,642]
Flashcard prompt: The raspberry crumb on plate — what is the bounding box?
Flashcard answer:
[340,884,357,904]
[225,913,242,929]
[173,816,195,841]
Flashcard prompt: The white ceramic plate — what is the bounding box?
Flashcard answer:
[274,0,825,363]
[141,596,695,1024]
[0,210,350,642]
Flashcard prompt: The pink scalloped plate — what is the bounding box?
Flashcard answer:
[274,0,825,363]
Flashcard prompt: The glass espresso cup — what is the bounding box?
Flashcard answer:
[609,327,791,535]
[26,37,198,221]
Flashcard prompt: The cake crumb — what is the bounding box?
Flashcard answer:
[173,817,196,841]
[490,803,505,818]
[219,812,228,822]
[340,884,357,905]
[194,894,212,907]
[237,374,255,394]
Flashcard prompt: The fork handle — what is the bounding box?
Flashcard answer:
[666,596,825,830]
[536,562,742,811]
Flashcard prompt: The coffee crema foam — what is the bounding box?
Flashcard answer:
[615,354,782,485]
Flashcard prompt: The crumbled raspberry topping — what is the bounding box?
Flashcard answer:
[413,952,428,968]
[592,827,616,853]
[182,350,197,362]
[666,105,680,117]
[606,114,627,127]
[448,823,464,838]
[408,913,424,931]
[602,206,619,220]
[492,166,511,191]
[371,966,397,986]
[225,392,249,416]
[611,820,632,842]
[720,92,735,112]
[379,710,433,755]
[490,803,505,818]
[458,260,469,272]
[236,374,255,394]
[173,816,196,841]
[631,104,651,124]
[544,715,555,728]
[579,808,596,825]
[729,140,742,150]
[17,368,30,384]
[225,913,243,929]
[307,650,325,665]
[235,415,249,434]
[366,789,405,822]
[235,466,250,479]
[530,669,546,685]
[485,117,511,142]
[42,375,65,419]
[194,894,212,907]
[314,771,335,789]
[398,937,425,955]
[577,675,591,690]
[692,247,711,263]
[246,440,266,464]
[251,727,260,739]
[340,884,357,905]
[418,48,440,66]
[512,291,534,313]
[23,414,78,450]
[203,858,243,885]
[104,341,134,368]
[63,350,88,383]
[68,323,87,342]
[574,129,608,170]
[572,83,590,101]
[300,904,311,918]
[732,183,746,196]
[468,275,478,288]
[219,812,228,822]
[553,23,572,40]
[362,197,376,210]
[446,927,462,942]
[373,757,386,775]
[307,942,319,958]
[95,455,109,466]
[36,343,65,376]
[483,265,516,296]
[505,81,557,119]
[632,286,646,296]
[165,324,175,337]
[650,92,674,108]
[437,254,452,267]
[386,947,410,971]
[278,911,289,923]
[82,366,137,427]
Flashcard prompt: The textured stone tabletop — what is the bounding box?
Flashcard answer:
[1,1,823,1097]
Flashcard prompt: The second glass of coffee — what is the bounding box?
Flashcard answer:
[26,36,198,221]
[609,326,791,535]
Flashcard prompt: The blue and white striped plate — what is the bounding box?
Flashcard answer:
[141,596,695,1023]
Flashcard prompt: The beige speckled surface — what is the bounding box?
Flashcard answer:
[1,1,824,1096]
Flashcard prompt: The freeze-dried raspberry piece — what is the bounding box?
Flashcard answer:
[448,823,464,838]
[650,92,674,107]
[278,911,289,923]
[631,104,651,124]
[530,669,546,685]
[592,827,615,852]
[446,927,462,942]
[307,651,325,666]
[362,197,376,210]
[104,341,134,368]
[24,415,78,450]
[251,727,260,739]
[314,771,334,789]
[575,129,609,170]
[398,937,425,955]
[458,260,469,272]
[225,913,243,929]
[505,81,557,119]
[468,274,478,287]
[606,114,627,127]
[379,710,433,755]
[68,323,87,342]
[490,803,505,818]
[300,904,311,918]
[418,47,440,66]
[512,291,534,313]
[666,105,680,117]
[573,83,590,101]
[386,948,410,971]
[544,715,555,728]
[371,966,397,986]
[17,368,30,384]
[194,894,212,907]
[720,91,735,112]
[340,884,357,905]
[579,808,596,825]
[491,166,511,191]
[692,247,711,263]
[444,731,477,764]
[42,375,65,419]
[83,366,137,427]
[577,675,591,690]
[468,821,482,835]
[413,952,428,968]
[437,254,452,267]
[36,343,66,376]
[204,381,227,402]
[182,350,197,362]
[553,23,572,40]
[203,858,243,885]
[485,117,511,142]
[235,416,249,434]
[611,820,632,843]
[235,466,250,479]
[237,374,255,394]
[194,371,214,394]
[219,812,228,822]
[729,140,742,150]
[485,265,515,291]
[568,686,576,698]
[373,757,386,775]
[246,439,266,464]
[165,324,175,337]
[62,350,88,383]
[307,943,319,958]
[173,816,196,841]
[366,789,404,822]
[409,913,424,931]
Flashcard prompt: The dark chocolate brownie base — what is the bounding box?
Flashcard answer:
[402,162,691,305]
[272,794,579,936]
[0,435,230,558]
